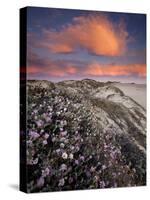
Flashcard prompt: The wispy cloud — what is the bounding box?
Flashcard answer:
[85,62,146,77]
[26,51,146,78]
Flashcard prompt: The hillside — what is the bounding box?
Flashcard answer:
[26,79,146,192]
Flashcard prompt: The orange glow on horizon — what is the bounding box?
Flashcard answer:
[27,63,146,78]
[85,63,146,77]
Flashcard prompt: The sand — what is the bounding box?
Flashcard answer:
[113,83,146,109]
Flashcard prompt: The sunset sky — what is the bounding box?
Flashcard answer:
[26,7,146,83]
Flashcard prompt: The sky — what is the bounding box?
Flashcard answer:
[26,7,146,83]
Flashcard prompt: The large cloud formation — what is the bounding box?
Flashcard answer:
[26,14,146,81]
[38,15,129,56]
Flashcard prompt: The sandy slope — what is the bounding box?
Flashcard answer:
[113,83,146,109]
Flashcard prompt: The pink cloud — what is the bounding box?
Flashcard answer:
[38,15,129,56]
[27,60,146,78]
[85,63,146,77]
[27,62,77,77]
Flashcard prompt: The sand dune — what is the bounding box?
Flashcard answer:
[113,83,146,109]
